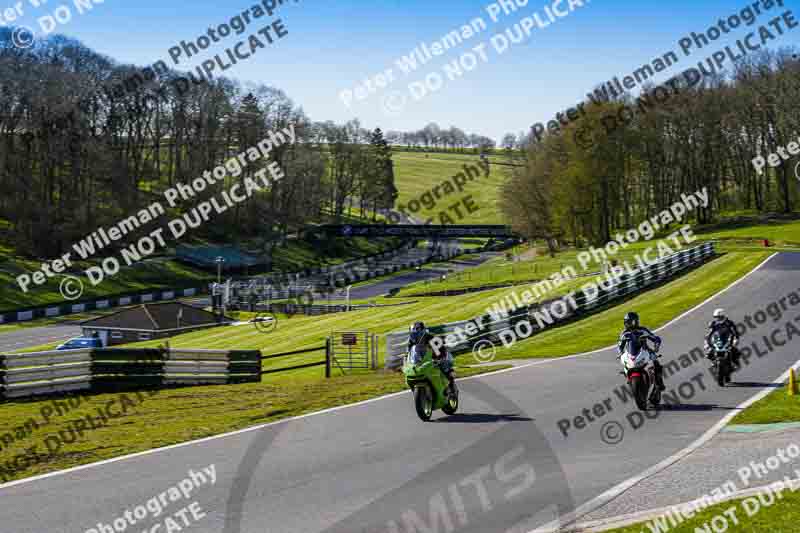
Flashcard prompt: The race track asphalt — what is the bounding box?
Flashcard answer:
[1,252,798,533]
[0,323,82,352]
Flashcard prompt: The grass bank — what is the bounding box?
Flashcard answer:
[393,152,509,225]
[731,384,800,425]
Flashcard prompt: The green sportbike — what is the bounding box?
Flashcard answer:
[403,344,459,421]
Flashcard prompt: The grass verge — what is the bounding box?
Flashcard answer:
[730,384,800,425]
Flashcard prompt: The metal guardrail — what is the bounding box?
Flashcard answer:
[227,242,418,289]
[0,287,203,325]
[226,242,462,310]
[320,224,519,238]
[0,348,261,400]
[384,243,715,369]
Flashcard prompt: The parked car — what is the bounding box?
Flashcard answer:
[56,337,103,351]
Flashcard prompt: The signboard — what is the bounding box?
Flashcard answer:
[341,333,358,346]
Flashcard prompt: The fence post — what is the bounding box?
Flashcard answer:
[325,337,331,378]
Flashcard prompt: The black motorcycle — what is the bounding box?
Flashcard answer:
[708,331,735,386]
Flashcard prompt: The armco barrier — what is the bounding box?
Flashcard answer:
[0,286,203,326]
[384,242,716,369]
[0,348,261,400]
[227,241,462,308]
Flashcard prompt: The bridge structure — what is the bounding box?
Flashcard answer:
[317,224,520,238]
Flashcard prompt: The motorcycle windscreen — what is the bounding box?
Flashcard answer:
[409,344,427,365]
[624,334,644,357]
[711,330,731,348]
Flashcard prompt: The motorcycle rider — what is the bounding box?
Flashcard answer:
[408,321,456,389]
[618,311,665,391]
[704,308,741,369]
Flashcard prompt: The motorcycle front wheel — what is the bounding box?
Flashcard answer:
[631,375,649,411]
[442,385,459,415]
[717,359,729,387]
[649,386,661,407]
[414,385,433,421]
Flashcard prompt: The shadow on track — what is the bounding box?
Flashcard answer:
[727,382,783,388]
[433,412,533,423]
[654,403,739,412]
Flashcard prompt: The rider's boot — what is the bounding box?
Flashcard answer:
[446,371,456,392]
[653,361,666,391]
[732,348,742,371]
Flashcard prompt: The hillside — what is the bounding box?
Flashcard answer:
[393,151,510,225]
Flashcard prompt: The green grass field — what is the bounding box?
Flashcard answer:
[694,216,800,246]
[392,146,517,165]
[393,152,509,225]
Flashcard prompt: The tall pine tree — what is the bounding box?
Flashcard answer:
[369,128,397,221]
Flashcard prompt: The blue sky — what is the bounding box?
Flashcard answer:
[13,0,800,141]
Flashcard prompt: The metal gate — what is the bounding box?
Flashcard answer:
[327,331,377,375]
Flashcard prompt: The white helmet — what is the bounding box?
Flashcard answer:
[713,308,725,319]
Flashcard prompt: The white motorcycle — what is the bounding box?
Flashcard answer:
[619,341,662,411]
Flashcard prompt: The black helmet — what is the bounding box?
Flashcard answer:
[410,321,427,343]
[624,312,639,330]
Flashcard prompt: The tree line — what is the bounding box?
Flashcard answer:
[500,47,800,253]
[0,32,397,260]
[384,124,496,153]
